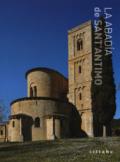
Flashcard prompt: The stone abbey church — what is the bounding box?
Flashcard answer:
[0,19,116,142]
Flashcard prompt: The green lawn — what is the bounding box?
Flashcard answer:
[0,137,120,162]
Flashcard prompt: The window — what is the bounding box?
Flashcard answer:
[12,121,15,127]
[30,87,33,97]
[30,86,37,97]
[0,130,3,135]
[35,117,40,127]
[34,86,37,97]
[78,65,81,73]
[79,93,82,100]
[77,39,83,51]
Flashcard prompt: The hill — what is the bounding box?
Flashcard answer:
[0,137,120,162]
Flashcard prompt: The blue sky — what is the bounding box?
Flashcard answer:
[0,0,119,119]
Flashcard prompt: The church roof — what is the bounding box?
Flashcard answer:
[25,67,68,80]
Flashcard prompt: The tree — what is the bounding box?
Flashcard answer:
[92,17,116,136]
[0,99,8,121]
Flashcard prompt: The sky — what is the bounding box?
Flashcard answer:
[0,0,120,119]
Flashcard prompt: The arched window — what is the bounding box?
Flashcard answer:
[79,93,82,100]
[35,117,40,127]
[30,86,37,97]
[0,130,3,135]
[34,86,37,97]
[78,65,81,73]
[30,87,33,97]
[12,121,15,127]
[77,39,83,51]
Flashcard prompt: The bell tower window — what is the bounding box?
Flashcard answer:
[78,65,81,73]
[12,121,15,127]
[79,93,82,100]
[77,39,83,51]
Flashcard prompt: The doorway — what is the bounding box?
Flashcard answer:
[22,115,33,141]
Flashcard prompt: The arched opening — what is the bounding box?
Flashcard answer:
[78,65,81,73]
[12,121,15,127]
[77,39,83,51]
[0,130,3,135]
[34,86,37,97]
[30,87,33,97]
[30,86,37,97]
[79,93,82,100]
[35,117,40,127]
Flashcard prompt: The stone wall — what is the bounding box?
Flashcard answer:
[0,124,7,142]
[8,119,23,142]
[10,98,72,141]
[26,68,68,100]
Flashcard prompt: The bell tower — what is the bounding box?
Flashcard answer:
[68,21,94,137]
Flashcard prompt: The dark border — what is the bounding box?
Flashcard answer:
[10,97,70,106]
[25,67,68,80]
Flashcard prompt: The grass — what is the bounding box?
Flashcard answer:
[0,137,120,162]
